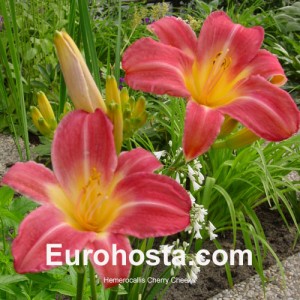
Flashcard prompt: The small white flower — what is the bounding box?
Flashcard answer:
[175,172,181,184]
[188,165,203,191]
[191,180,201,191]
[208,221,216,232]
[172,239,180,248]
[187,165,196,177]
[175,148,181,155]
[183,241,189,250]
[188,192,196,204]
[196,205,208,223]
[191,264,200,276]
[187,270,198,284]
[207,221,218,240]
[210,232,218,240]
[193,221,202,232]
[194,162,202,170]
[168,140,173,147]
[189,259,197,267]
[172,256,182,266]
[196,172,205,185]
[194,230,202,239]
[159,244,174,253]
[153,150,167,160]
[185,225,193,234]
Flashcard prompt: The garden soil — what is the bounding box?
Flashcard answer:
[163,203,300,300]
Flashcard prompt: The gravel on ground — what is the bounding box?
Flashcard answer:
[209,252,300,300]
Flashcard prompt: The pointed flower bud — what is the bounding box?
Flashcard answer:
[106,75,121,108]
[132,96,146,117]
[54,31,106,113]
[30,106,54,138]
[122,95,148,139]
[213,127,260,150]
[128,96,135,111]
[120,87,129,111]
[218,116,238,138]
[37,92,57,130]
[105,76,123,154]
[59,102,73,121]
[31,92,58,139]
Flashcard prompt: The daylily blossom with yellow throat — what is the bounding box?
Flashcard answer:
[122,11,300,161]
[2,109,191,288]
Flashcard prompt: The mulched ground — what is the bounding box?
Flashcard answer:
[163,203,300,300]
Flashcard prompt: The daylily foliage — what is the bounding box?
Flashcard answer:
[122,11,300,161]
[2,109,191,288]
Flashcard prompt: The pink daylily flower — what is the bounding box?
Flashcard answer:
[122,11,300,161]
[2,109,191,288]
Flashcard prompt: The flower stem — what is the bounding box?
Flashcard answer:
[164,151,185,176]
[108,287,119,300]
[0,218,6,253]
[76,252,86,300]
[89,261,97,300]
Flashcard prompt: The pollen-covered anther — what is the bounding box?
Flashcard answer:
[212,49,231,70]
[74,168,104,231]
[212,52,222,65]
[222,56,231,69]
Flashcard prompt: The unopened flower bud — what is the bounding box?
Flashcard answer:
[37,92,57,130]
[30,106,53,138]
[54,31,106,113]
[105,75,123,154]
[213,127,260,149]
[218,116,238,138]
[132,96,146,117]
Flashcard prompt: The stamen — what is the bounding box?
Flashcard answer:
[201,49,231,104]
[72,168,120,233]
[74,168,103,231]
[212,52,222,65]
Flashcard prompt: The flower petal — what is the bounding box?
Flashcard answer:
[218,75,300,141]
[148,17,197,58]
[197,11,264,76]
[183,101,224,161]
[13,205,95,273]
[115,148,162,177]
[246,49,287,86]
[52,109,117,198]
[108,174,191,238]
[87,233,132,288]
[2,161,58,205]
[122,37,192,97]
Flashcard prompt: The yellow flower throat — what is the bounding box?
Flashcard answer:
[184,50,242,108]
[73,168,121,232]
